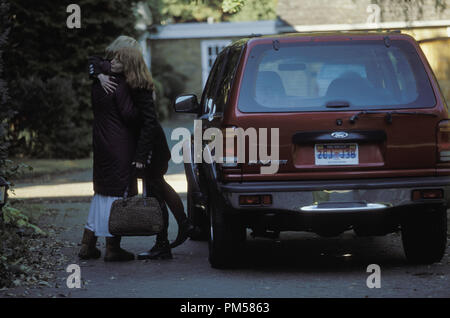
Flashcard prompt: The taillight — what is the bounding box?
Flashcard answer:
[437,120,450,162]
[412,189,443,201]
[239,195,272,206]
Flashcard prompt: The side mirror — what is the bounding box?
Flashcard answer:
[173,94,200,114]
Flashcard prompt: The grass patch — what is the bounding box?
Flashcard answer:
[10,157,93,180]
[9,202,57,225]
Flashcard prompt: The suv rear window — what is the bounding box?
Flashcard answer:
[238,40,436,112]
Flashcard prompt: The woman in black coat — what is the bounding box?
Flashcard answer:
[91,75,138,197]
[79,68,138,262]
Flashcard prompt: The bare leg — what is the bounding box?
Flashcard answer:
[159,178,194,248]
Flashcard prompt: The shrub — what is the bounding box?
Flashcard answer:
[4,0,138,159]
[0,0,11,171]
[8,76,91,159]
[151,56,187,120]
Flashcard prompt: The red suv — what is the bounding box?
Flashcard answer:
[174,32,448,268]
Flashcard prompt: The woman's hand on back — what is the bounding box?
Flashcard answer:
[98,73,117,94]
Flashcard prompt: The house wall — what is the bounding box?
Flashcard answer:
[278,0,372,26]
[150,37,240,98]
[401,27,450,104]
[277,0,450,26]
[371,0,450,23]
[419,37,450,104]
[151,38,202,97]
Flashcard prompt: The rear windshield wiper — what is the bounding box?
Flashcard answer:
[326,101,350,108]
[349,110,437,124]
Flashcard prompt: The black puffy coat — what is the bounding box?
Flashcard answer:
[91,75,139,197]
[88,56,171,179]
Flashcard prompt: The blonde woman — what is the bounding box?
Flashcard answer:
[88,35,143,94]
[112,47,195,259]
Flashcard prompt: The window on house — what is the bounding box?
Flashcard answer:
[201,40,232,88]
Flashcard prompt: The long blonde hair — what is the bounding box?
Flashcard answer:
[115,47,154,91]
[105,35,142,60]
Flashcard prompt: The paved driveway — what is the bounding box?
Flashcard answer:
[2,114,449,299]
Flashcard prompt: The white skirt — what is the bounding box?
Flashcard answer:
[85,193,121,237]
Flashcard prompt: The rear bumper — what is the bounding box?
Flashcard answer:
[219,176,450,215]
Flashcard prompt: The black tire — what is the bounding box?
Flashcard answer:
[208,191,246,269]
[187,186,209,241]
[401,206,448,264]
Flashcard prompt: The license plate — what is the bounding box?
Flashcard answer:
[315,143,359,165]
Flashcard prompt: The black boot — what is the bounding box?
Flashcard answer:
[170,218,195,249]
[137,239,172,260]
[78,229,101,260]
[104,236,135,262]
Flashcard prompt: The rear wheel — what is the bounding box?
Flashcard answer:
[401,206,447,264]
[208,191,246,269]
